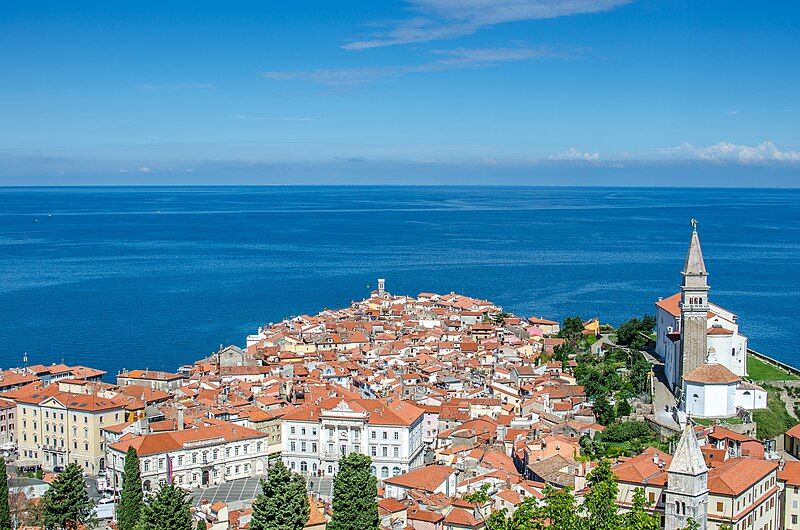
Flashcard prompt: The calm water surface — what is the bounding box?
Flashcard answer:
[1,186,798,376]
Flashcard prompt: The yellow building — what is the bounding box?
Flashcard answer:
[15,381,127,475]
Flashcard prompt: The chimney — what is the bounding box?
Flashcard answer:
[176,405,185,431]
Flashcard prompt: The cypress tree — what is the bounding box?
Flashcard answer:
[0,461,10,530]
[118,447,144,530]
[136,483,192,530]
[582,460,620,530]
[327,453,378,530]
[41,462,94,530]
[196,519,207,530]
[250,460,308,530]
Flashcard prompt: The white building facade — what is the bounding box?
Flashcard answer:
[106,422,270,492]
[281,397,425,480]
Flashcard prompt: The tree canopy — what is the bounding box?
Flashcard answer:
[483,460,660,530]
[0,461,10,530]
[118,447,144,530]
[251,460,309,530]
[135,483,192,530]
[327,454,379,530]
[41,463,94,530]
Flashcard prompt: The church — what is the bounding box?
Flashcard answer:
[654,221,766,418]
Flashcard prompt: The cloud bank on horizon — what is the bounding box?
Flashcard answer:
[1,0,799,186]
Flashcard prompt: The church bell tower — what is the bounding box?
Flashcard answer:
[680,219,709,384]
[665,424,709,530]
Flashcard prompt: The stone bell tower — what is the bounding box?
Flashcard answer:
[665,424,709,530]
[680,219,709,384]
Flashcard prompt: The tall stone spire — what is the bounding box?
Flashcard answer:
[680,220,709,384]
[683,220,708,278]
[665,424,708,530]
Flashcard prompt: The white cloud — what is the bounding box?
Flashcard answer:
[548,147,601,162]
[658,141,800,164]
[262,44,565,86]
[343,0,631,49]
[138,166,151,173]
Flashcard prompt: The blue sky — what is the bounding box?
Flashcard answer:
[1,0,799,185]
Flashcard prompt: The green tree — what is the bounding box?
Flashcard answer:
[250,460,309,530]
[118,447,144,530]
[553,342,576,363]
[463,484,491,527]
[327,454,378,530]
[136,483,192,530]
[582,460,619,530]
[538,486,581,530]
[593,394,616,426]
[196,520,207,530]
[0,461,10,530]
[41,463,94,530]
[615,397,633,418]
[484,496,543,530]
[616,315,656,350]
[621,488,660,530]
[559,316,585,341]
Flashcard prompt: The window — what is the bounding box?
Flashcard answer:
[382,447,388,457]
[382,431,387,440]
[716,502,723,512]
[381,466,389,478]
[371,446,377,457]
[371,431,376,439]
[394,432,399,440]
[393,447,399,458]
[290,426,296,434]
[392,466,401,476]
[291,441,296,451]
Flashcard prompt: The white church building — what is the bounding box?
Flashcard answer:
[655,221,766,418]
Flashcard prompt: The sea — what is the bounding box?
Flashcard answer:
[1,186,799,378]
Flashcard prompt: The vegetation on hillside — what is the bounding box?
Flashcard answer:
[752,384,799,440]
[485,460,660,530]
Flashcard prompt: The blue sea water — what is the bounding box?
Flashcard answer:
[1,186,799,377]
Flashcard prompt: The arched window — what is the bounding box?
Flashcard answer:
[392,466,401,476]
[327,465,333,474]
[300,461,308,473]
[371,466,376,476]
[381,466,389,478]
